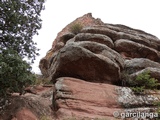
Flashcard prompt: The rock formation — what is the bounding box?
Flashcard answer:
[0,85,54,120]
[39,13,160,119]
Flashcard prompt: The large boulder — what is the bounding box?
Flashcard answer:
[124,58,160,74]
[124,58,160,86]
[49,41,124,84]
[115,39,160,61]
[0,86,54,120]
[11,108,37,120]
[53,77,121,119]
[75,33,114,48]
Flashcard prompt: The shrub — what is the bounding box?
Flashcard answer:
[0,49,36,97]
[131,86,145,94]
[69,23,83,34]
[130,70,159,94]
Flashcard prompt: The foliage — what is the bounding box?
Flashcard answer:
[69,22,83,34]
[0,0,45,62]
[131,86,145,94]
[130,71,159,94]
[0,49,36,97]
[0,0,45,97]
[121,70,159,94]
[34,74,51,85]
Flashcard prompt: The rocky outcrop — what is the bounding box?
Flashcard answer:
[40,13,160,82]
[53,77,121,119]
[74,33,114,48]
[53,77,160,119]
[49,41,124,84]
[82,25,160,50]
[125,58,160,74]
[115,39,160,62]
[0,86,54,120]
[52,13,104,50]
[130,67,160,82]
[39,13,160,119]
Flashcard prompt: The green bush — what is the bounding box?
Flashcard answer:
[69,23,83,34]
[131,86,145,94]
[0,49,36,97]
[130,70,159,94]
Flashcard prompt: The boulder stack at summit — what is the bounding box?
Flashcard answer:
[39,13,160,119]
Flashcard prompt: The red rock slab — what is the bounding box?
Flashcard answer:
[11,108,37,120]
[53,77,122,119]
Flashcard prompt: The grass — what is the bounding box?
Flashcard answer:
[33,74,52,86]
[69,22,83,34]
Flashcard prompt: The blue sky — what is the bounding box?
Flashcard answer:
[32,0,160,74]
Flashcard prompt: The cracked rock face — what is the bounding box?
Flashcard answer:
[49,41,124,84]
[53,77,160,119]
[0,86,54,120]
[53,77,121,119]
[116,87,159,108]
[40,13,160,82]
[39,13,160,119]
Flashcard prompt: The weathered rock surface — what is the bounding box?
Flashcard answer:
[125,58,160,74]
[82,25,160,50]
[11,108,37,120]
[50,41,124,84]
[0,86,54,120]
[53,77,160,119]
[53,77,121,119]
[40,13,160,82]
[52,13,104,50]
[75,33,114,48]
[38,13,160,119]
[130,67,160,82]
[115,39,160,62]
[39,13,104,77]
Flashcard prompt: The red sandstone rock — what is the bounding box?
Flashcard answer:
[0,86,54,120]
[53,77,160,119]
[53,77,122,119]
[37,13,160,120]
[11,108,37,120]
[52,13,104,50]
